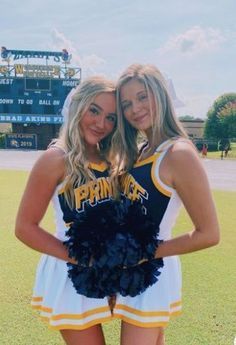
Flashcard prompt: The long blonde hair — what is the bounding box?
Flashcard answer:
[111,63,187,174]
[56,76,116,208]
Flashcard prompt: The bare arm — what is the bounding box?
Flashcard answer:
[15,148,75,263]
[155,142,220,258]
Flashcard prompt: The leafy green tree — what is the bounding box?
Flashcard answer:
[204,93,236,139]
[218,102,236,138]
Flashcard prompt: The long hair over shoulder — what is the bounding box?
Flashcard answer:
[55,76,116,208]
[111,64,187,185]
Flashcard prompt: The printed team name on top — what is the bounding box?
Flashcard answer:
[121,173,148,202]
[74,176,113,211]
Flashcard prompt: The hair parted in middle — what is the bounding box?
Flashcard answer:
[56,75,116,208]
[111,63,187,174]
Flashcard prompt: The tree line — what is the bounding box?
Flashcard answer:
[204,93,236,140]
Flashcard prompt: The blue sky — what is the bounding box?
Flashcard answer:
[1,0,235,118]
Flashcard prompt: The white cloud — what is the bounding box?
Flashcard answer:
[50,28,82,65]
[81,55,106,77]
[49,28,106,77]
[158,26,226,56]
[176,94,216,119]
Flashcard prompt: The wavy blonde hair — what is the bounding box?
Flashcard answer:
[56,76,116,208]
[111,64,187,177]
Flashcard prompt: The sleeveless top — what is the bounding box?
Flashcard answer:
[120,139,182,241]
[31,140,183,328]
[51,162,113,241]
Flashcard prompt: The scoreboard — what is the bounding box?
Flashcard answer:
[0,48,81,148]
[0,48,81,124]
[0,76,79,124]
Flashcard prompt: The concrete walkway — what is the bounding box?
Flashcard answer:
[0,150,236,191]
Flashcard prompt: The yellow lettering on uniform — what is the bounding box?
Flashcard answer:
[121,174,131,196]
[127,176,136,200]
[14,64,24,75]
[74,185,89,210]
[129,183,146,201]
[99,179,105,199]
[100,177,113,199]
[89,181,100,204]
[123,174,135,198]
[121,173,147,201]
[73,177,113,210]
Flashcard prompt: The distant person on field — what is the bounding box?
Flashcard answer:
[224,144,229,158]
[201,143,208,158]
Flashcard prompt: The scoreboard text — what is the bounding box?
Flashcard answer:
[0,77,79,123]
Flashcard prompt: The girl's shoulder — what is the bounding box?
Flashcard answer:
[158,137,206,192]
[166,138,204,182]
[48,138,67,153]
[31,147,66,185]
[41,146,66,163]
[170,136,195,149]
[154,137,193,153]
[168,138,198,159]
[158,137,200,174]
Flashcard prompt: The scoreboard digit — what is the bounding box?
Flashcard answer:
[25,78,51,91]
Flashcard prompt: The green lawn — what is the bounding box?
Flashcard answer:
[0,170,235,345]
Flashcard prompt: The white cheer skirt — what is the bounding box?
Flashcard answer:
[31,253,182,330]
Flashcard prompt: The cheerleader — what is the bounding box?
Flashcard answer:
[111,64,220,345]
[15,76,117,345]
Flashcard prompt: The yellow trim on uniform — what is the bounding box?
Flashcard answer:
[115,304,169,317]
[170,310,182,317]
[32,305,52,313]
[114,300,182,317]
[114,314,169,328]
[113,302,182,328]
[40,316,113,330]
[151,154,172,197]
[52,307,111,321]
[58,162,108,195]
[58,184,67,195]
[135,139,174,168]
[134,154,156,168]
[88,162,108,172]
[133,152,172,197]
[170,300,182,308]
[32,298,182,330]
[31,301,111,320]
[31,296,43,302]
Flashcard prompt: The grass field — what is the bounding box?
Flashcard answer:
[0,170,235,345]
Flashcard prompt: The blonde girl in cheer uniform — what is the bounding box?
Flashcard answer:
[15,76,117,345]
[111,64,220,345]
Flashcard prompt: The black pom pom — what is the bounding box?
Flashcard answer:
[64,199,164,298]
